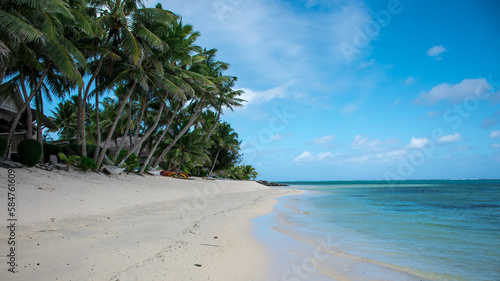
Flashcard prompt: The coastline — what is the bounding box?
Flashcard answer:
[0,168,299,280]
[262,182,499,281]
[259,192,433,281]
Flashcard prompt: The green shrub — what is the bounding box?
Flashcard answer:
[114,149,129,165]
[0,137,7,158]
[57,153,81,170]
[18,139,42,166]
[79,155,97,172]
[43,143,61,162]
[124,153,140,172]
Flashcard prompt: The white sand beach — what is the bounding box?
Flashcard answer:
[0,167,298,281]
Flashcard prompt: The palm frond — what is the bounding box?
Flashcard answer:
[134,25,165,50]
[44,37,80,82]
[121,28,142,65]
[43,0,74,20]
[0,9,44,43]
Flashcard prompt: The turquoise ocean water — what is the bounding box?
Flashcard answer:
[255,180,500,281]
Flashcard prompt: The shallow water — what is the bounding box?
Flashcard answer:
[255,180,500,281]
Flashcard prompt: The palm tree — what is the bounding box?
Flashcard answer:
[2,0,86,158]
[191,48,245,141]
[0,0,46,84]
[1,1,258,178]
[144,19,217,169]
[49,100,77,139]
[77,0,175,157]
[242,165,259,180]
[209,122,240,176]
[93,1,182,169]
[138,98,181,174]
[165,129,210,174]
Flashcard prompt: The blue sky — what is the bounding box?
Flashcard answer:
[141,0,500,181]
[39,0,498,181]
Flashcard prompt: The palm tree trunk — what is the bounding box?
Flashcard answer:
[35,91,44,162]
[116,98,166,167]
[205,108,221,142]
[93,92,101,162]
[35,92,43,143]
[176,159,183,174]
[82,48,108,157]
[152,101,205,168]
[76,86,82,145]
[4,65,50,158]
[128,95,148,152]
[138,102,180,174]
[112,105,133,162]
[19,74,33,139]
[0,65,7,85]
[96,80,137,169]
[209,147,222,176]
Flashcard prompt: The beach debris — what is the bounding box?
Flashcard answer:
[194,264,202,267]
[213,236,218,239]
[200,243,219,247]
[256,180,288,187]
[51,218,55,222]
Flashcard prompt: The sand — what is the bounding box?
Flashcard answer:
[0,167,297,280]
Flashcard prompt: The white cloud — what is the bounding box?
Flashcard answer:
[491,143,500,148]
[482,111,500,128]
[427,111,440,118]
[427,45,447,57]
[294,151,339,162]
[318,152,339,161]
[341,102,360,114]
[490,130,500,138]
[404,76,415,85]
[415,78,493,105]
[359,58,375,69]
[407,137,430,149]
[379,149,408,159]
[492,89,500,103]
[438,133,461,143]
[346,154,373,163]
[239,83,291,104]
[270,134,284,141]
[294,151,314,162]
[314,135,335,145]
[345,149,407,164]
[352,135,383,150]
[334,4,373,62]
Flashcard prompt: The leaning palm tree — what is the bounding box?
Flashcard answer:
[2,0,86,158]
[189,48,245,141]
[77,0,175,156]
[209,122,240,176]
[165,129,211,174]
[137,98,181,174]
[143,19,217,170]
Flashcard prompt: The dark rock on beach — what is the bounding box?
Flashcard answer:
[256,180,289,187]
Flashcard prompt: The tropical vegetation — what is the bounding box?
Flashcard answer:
[0,0,257,180]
